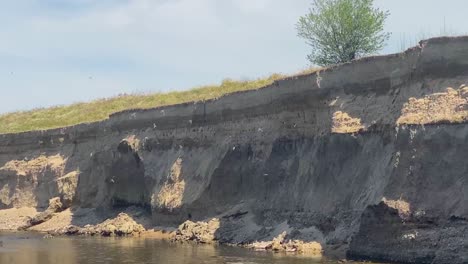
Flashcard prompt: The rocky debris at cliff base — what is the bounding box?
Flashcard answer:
[171,218,220,243]
[52,213,145,237]
[246,232,322,255]
[171,218,322,256]
[91,212,146,236]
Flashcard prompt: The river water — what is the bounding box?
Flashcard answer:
[0,232,350,264]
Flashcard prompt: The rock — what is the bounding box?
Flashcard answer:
[50,213,145,237]
[28,211,54,226]
[96,213,145,236]
[20,197,64,229]
[172,218,220,243]
[460,87,468,98]
[100,224,117,236]
[247,232,322,255]
[47,197,63,213]
[271,231,287,251]
[51,225,81,236]
[250,241,273,251]
[298,241,323,254]
[77,213,146,237]
[65,225,81,235]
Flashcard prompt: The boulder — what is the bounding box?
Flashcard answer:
[248,231,322,255]
[172,218,220,243]
[95,213,145,236]
[19,197,63,229]
[52,213,145,237]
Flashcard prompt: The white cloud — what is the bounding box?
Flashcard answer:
[232,0,271,14]
[0,0,313,112]
[1,0,467,113]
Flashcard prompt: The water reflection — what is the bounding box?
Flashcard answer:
[0,232,329,264]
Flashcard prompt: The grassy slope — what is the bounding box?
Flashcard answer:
[0,70,317,134]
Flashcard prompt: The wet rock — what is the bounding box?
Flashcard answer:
[95,213,145,236]
[250,240,273,251]
[19,197,64,229]
[271,231,287,251]
[53,213,145,237]
[65,225,81,235]
[172,218,220,243]
[284,240,322,254]
[248,232,322,255]
[28,211,53,226]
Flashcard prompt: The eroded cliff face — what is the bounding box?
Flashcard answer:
[1,36,468,263]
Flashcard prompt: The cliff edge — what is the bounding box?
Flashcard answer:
[1,36,468,263]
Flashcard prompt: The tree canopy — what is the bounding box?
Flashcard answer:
[296,0,390,66]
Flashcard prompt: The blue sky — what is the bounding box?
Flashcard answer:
[0,0,467,113]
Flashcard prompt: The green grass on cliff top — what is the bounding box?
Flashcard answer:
[0,69,319,134]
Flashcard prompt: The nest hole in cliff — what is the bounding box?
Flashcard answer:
[117,140,133,154]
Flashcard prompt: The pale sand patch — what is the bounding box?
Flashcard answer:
[382,197,411,219]
[0,207,37,230]
[0,155,65,176]
[29,208,73,232]
[155,158,185,211]
[397,86,468,125]
[332,111,365,134]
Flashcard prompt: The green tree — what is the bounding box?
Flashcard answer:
[296,0,390,66]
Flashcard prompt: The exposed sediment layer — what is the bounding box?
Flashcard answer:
[1,37,468,263]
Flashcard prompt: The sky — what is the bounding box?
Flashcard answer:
[0,0,467,114]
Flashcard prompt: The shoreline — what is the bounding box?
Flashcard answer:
[0,206,328,258]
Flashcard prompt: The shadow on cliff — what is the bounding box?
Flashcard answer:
[65,136,155,228]
[163,138,373,257]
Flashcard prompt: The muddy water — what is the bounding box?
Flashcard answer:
[0,232,355,264]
